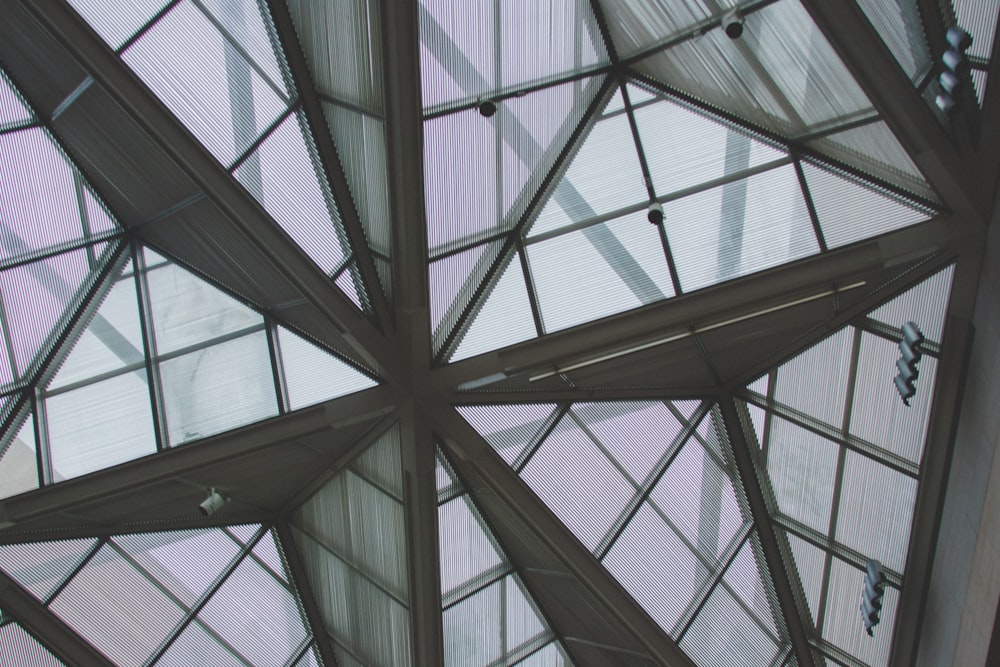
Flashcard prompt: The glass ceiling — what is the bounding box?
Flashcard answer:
[0,0,986,666]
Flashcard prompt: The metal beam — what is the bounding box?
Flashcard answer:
[718,395,818,667]
[0,569,114,667]
[16,0,400,381]
[263,0,393,329]
[399,402,444,666]
[799,0,988,222]
[431,402,696,667]
[274,519,339,667]
[380,0,432,366]
[433,217,955,392]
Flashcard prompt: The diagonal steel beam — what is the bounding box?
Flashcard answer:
[799,0,988,222]
[0,568,114,667]
[399,402,444,666]
[717,395,818,667]
[15,0,400,381]
[430,401,696,667]
[263,0,393,329]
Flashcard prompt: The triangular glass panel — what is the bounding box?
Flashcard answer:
[424,76,606,254]
[0,619,67,666]
[437,449,567,667]
[322,102,393,301]
[66,0,171,51]
[274,325,377,411]
[120,0,290,167]
[801,161,933,249]
[528,90,646,238]
[743,265,955,667]
[591,0,714,58]
[630,85,788,198]
[0,70,33,130]
[456,403,559,468]
[419,0,607,112]
[293,645,323,667]
[291,423,412,667]
[453,250,537,360]
[474,399,754,638]
[430,240,498,351]
[0,538,98,603]
[680,534,785,667]
[0,409,38,500]
[855,0,931,82]
[633,1,872,137]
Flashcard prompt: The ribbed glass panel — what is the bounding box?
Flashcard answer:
[199,554,308,667]
[225,524,259,545]
[681,578,778,667]
[419,0,606,111]
[437,452,458,496]
[0,412,37,500]
[851,333,937,464]
[65,0,167,50]
[821,557,898,667]
[296,471,408,601]
[0,247,97,380]
[805,120,935,202]
[294,645,322,667]
[573,401,686,481]
[516,641,571,666]
[785,531,826,623]
[50,270,143,391]
[766,416,839,535]
[46,369,156,480]
[856,0,931,81]
[748,374,769,398]
[954,0,999,62]
[234,111,349,277]
[252,529,288,582]
[352,424,403,501]
[604,502,704,634]
[504,576,549,654]
[289,0,383,112]
[635,0,872,136]
[745,402,767,449]
[195,0,290,96]
[649,440,746,565]
[520,418,635,551]
[0,539,96,602]
[439,494,504,598]
[529,211,674,332]
[0,621,65,667]
[323,103,392,261]
[633,94,787,197]
[802,162,931,249]
[596,0,713,57]
[457,403,558,466]
[0,125,118,260]
[869,264,953,344]
[146,261,261,355]
[160,331,278,445]
[275,325,377,410]
[123,0,289,166]
[972,69,988,107]
[50,543,185,666]
[530,106,647,237]
[774,327,853,429]
[112,529,241,607]
[453,250,537,360]
[0,70,33,129]
[723,536,782,641]
[156,619,246,667]
[293,530,412,667]
[429,240,499,351]
[665,164,817,293]
[836,450,917,573]
[335,263,364,309]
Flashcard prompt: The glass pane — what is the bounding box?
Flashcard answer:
[0,414,38,500]
[276,326,376,410]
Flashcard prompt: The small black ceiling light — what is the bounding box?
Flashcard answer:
[647,202,664,225]
[722,9,744,39]
[478,99,497,117]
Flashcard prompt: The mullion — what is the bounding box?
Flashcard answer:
[265,316,290,415]
[133,243,169,453]
[442,562,512,612]
[515,240,545,337]
[793,157,829,253]
[145,525,268,665]
[595,401,712,559]
[512,403,569,473]
[675,522,753,639]
[42,537,107,605]
[281,636,314,667]
[71,173,97,270]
